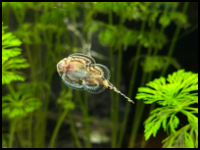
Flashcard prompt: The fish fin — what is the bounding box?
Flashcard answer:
[69,53,95,64]
[94,64,111,80]
[62,77,84,90]
[82,80,106,94]
[108,82,134,104]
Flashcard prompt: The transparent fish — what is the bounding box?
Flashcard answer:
[57,53,134,104]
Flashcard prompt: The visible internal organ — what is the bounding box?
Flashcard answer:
[57,53,134,104]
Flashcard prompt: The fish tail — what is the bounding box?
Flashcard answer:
[108,82,134,104]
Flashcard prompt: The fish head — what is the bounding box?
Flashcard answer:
[57,58,69,77]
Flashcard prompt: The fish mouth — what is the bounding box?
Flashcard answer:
[57,58,66,71]
[57,62,62,70]
[57,58,68,76]
[57,61,64,76]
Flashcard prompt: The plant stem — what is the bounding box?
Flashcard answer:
[28,113,33,148]
[68,111,82,148]
[111,45,122,148]
[49,109,69,148]
[2,4,9,26]
[108,10,117,148]
[110,45,116,148]
[16,128,25,148]
[6,84,16,99]
[128,46,152,148]
[24,44,35,80]
[84,92,89,114]
[9,117,17,148]
[113,16,124,148]
[161,2,189,76]
[117,20,146,148]
[43,30,57,63]
[12,7,24,28]
[76,91,91,148]
[140,3,189,147]
[128,16,155,148]
[37,18,58,147]
[140,7,168,148]
[6,85,25,148]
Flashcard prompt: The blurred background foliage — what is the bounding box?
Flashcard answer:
[2,2,198,148]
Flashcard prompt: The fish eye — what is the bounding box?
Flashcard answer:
[57,62,62,69]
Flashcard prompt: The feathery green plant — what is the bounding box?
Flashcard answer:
[2,93,41,119]
[2,2,196,148]
[136,69,198,148]
[2,22,42,148]
[2,23,40,119]
[84,2,191,148]
[2,22,29,84]
[49,88,75,148]
[2,23,41,117]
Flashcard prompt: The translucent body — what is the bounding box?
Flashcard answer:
[57,53,134,103]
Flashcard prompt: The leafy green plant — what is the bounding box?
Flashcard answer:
[2,22,29,84]
[2,22,42,148]
[83,2,192,148]
[136,69,198,148]
[2,2,196,148]
[129,55,181,73]
[2,93,41,119]
[3,2,85,148]
[2,23,40,119]
[49,88,75,148]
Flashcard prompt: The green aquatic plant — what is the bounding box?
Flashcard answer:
[129,55,181,73]
[2,93,41,119]
[2,22,29,84]
[86,2,190,148]
[2,2,195,148]
[2,22,40,119]
[2,22,41,148]
[49,88,75,148]
[136,69,198,148]
[2,2,80,148]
